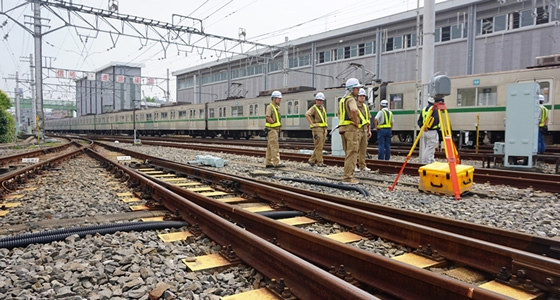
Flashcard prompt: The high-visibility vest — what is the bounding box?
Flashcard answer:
[377,109,392,129]
[357,105,370,129]
[265,103,281,128]
[422,106,440,129]
[310,105,327,128]
[539,105,549,127]
[338,95,354,126]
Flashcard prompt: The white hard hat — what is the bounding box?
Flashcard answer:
[345,78,362,90]
[380,99,388,106]
[315,92,325,101]
[538,94,545,103]
[271,91,282,99]
[358,88,367,96]
[427,97,434,104]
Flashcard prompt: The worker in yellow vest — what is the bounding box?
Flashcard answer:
[265,91,285,168]
[356,88,371,171]
[338,78,361,184]
[538,94,549,154]
[305,92,328,167]
[374,99,394,160]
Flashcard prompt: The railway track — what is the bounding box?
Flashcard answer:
[90,136,560,194]
[87,141,560,299]
[87,134,560,164]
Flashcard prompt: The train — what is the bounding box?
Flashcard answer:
[46,64,560,146]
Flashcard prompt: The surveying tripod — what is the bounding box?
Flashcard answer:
[389,100,463,200]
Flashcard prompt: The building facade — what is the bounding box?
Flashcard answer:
[76,62,143,116]
[173,0,560,104]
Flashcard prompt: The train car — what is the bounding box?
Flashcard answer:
[381,65,559,144]
[46,64,559,145]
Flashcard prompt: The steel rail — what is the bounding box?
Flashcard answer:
[0,138,74,166]
[84,148,378,300]
[0,141,89,195]
[93,137,560,193]
[96,142,529,299]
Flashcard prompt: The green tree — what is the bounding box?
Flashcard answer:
[0,90,15,143]
[0,110,16,143]
[143,96,155,103]
[0,89,11,110]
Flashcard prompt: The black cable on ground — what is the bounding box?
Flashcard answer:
[0,221,188,249]
[273,177,371,197]
[256,211,304,219]
[0,221,173,242]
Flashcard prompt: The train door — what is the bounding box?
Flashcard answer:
[248,103,259,128]
[219,106,227,128]
[284,100,300,127]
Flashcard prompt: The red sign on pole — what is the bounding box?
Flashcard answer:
[101,73,110,82]
[133,77,141,85]
[69,71,76,79]
[116,75,125,83]
[56,69,65,78]
[147,78,155,85]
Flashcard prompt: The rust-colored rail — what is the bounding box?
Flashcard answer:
[92,137,560,193]
[85,148,378,300]
[0,138,74,167]
[98,142,554,299]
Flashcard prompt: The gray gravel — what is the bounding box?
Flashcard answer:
[0,155,259,299]
[113,142,560,239]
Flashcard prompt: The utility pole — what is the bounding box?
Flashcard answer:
[21,54,37,134]
[419,0,436,162]
[15,72,21,139]
[166,68,170,102]
[32,1,44,143]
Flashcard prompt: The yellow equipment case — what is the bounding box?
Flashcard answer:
[418,162,474,196]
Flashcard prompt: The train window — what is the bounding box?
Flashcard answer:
[478,87,497,106]
[249,105,254,116]
[222,107,227,117]
[199,109,204,118]
[389,94,403,110]
[146,113,152,121]
[161,112,168,120]
[294,101,299,114]
[209,108,214,118]
[307,100,315,109]
[287,102,293,115]
[254,104,258,115]
[457,88,477,107]
[179,111,186,119]
[231,106,243,116]
[539,82,551,104]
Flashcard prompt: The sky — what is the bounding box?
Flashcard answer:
[0,0,446,102]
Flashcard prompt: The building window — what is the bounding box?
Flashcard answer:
[521,9,533,27]
[344,46,351,59]
[365,41,374,54]
[509,12,520,29]
[482,18,493,34]
[441,26,451,42]
[337,48,344,60]
[350,45,358,57]
[404,33,417,48]
[358,43,365,56]
[494,15,506,32]
[386,37,394,51]
[299,54,310,66]
[435,28,441,42]
[289,58,298,68]
[393,36,403,49]
[536,7,548,25]
[451,24,463,39]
